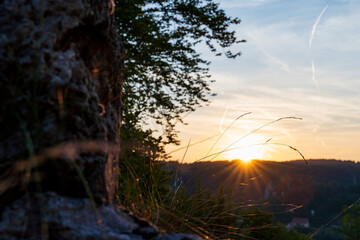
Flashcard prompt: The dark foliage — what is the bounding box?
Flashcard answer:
[337,204,360,240]
[115,0,245,145]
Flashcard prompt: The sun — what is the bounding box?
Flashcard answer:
[225,145,266,163]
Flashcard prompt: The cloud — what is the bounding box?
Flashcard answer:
[309,4,328,48]
[311,60,319,95]
[313,10,360,51]
[263,51,291,73]
[236,23,309,71]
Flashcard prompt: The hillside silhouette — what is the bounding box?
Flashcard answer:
[165,159,360,228]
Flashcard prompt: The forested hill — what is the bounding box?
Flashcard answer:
[164,159,360,227]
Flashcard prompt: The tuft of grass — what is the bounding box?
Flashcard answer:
[117,113,308,239]
[0,141,119,239]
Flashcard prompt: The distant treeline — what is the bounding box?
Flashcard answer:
[164,159,360,228]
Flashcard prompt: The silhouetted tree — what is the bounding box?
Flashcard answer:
[115,0,245,146]
[339,204,360,239]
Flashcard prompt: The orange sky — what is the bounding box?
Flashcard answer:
[166,106,360,163]
[164,0,360,163]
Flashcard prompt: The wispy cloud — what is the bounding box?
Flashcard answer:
[308,4,328,102]
[309,4,328,48]
[263,52,291,73]
[219,106,229,132]
[313,9,360,51]
[245,29,295,74]
[311,60,319,95]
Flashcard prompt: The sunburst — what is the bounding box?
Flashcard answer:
[225,146,265,162]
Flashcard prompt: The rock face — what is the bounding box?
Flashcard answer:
[0,0,122,204]
[0,192,202,240]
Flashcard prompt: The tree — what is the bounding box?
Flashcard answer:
[115,0,245,146]
[239,208,306,240]
[114,1,245,234]
[339,205,360,239]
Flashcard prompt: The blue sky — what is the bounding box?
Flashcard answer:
[166,0,360,162]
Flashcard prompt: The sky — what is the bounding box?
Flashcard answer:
[165,0,360,163]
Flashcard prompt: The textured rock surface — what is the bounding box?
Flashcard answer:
[0,0,123,204]
[0,192,202,240]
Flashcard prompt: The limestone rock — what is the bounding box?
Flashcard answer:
[0,0,123,204]
[0,192,202,240]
